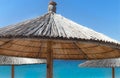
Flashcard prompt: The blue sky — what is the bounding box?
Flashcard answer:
[0,0,120,78]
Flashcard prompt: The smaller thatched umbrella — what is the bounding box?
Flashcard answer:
[0,55,46,78]
[79,58,120,78]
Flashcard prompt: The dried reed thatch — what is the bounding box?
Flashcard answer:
[0,55,46,78]
[79,58,120,78]
[79,58,120,67]
[0,11,120,60]
[0,55,46,65]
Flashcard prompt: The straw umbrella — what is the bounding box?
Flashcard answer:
[0,55,46,78]
[0,1,120,78]
[79,58,120,78]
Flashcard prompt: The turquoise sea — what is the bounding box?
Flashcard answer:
[0,60,120,78]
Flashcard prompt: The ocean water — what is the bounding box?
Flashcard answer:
[0,60,120,78]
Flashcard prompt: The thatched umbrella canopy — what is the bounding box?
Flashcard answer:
[79,58,120,78]
[0,55,46,78]
[79,58,120,67]
[0,1,120,78]
[0,55,46,65]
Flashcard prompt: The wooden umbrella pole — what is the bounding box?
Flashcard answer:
[12,65,14,78]
[112,67,115,78]
[47,41,53,78]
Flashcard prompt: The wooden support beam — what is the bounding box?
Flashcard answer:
[112,67,115,78]
[0,40,11,47]
[12,65,14,78]
[74,42,89,59]
[47,41,53,78]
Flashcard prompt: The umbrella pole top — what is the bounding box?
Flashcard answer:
[48,0,57,13]
[12,65,14,78]
[112,67,115,78]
